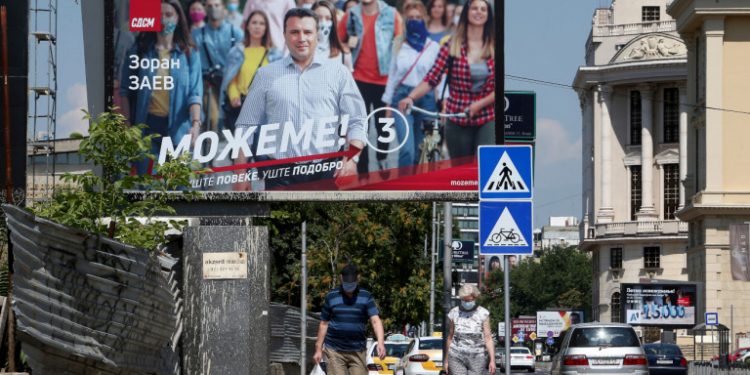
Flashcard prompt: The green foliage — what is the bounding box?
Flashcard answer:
[479,245,592,330]
[31,109,201,250]
[259,202,435,331]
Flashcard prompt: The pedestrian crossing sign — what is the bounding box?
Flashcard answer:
[478,145,533,200]
[479,201,533,255]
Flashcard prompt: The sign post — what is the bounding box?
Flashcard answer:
[478,145,534,374]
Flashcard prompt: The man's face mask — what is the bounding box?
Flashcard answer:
[342,281,357,293]
[227,3,239,12]
[207,6,223,20]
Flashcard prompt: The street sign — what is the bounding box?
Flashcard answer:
[504,92,536,140]
[478,145,533,200]
[438,240,475,263]
[479,201,533,255]
[706,312,719,326]
[546,337,554,346]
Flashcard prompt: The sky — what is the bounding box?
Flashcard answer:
[47,0,605,226]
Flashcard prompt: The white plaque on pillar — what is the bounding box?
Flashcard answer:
[203,252,248,279]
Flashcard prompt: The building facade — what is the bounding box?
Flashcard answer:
[573,0,690,327]
[668,0,750,340]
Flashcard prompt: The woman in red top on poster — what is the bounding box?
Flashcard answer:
[398,0,495,161]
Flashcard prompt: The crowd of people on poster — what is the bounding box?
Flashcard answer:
[113,0,496,191]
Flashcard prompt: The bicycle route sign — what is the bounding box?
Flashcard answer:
[479,201,533,255]
[478,145,534,256]
[478,145,533,200]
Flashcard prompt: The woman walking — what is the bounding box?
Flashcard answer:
[445,284,496,375]
[221,10,277,130]
[312,0,353,71]
[398,0,495,162]
[120,0,202,175]
[381,0,440,168]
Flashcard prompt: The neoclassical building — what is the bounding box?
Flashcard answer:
[668,0,750,340]
[573,0,690,329]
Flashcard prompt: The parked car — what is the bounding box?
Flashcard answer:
[367,334,412,374]
[727,347,750,363]
[550,323,649,375]
[739,350,750,364]
[394,336,443,375]
[498,346,535,372]
[643,343,688,375]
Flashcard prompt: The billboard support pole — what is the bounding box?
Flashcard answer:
[1,6,16,371]
[504,256,510,374]
[442,202,452,364]
[429,202,436,335]
[301,221,307,375]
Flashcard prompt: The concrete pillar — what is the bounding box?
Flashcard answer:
[637,85,658,220]
[703,17,725,192]
[183,221,270,375]
[597,85,615,222]
[678,85,688,209]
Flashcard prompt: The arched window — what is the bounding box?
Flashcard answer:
[611,292,621,323]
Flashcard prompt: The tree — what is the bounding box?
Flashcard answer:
[259,202,435,331]
[31,109,199,250]
[479,245,592,330]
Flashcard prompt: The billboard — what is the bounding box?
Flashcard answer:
[536,311,584,338]
[620,283,697,327]
[103,0,499,195]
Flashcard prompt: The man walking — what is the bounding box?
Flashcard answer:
[337,0,402,172]
[192,0,244,132]
[235,8,367,189]
[313,264,386,375]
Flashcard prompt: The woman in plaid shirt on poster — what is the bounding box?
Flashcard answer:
[397,0,495,161]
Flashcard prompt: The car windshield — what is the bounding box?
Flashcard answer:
[378,343,410,358]
[419,339,443,350]
[645,345,682,356]
[569,327,640,348]
[511,348,530,354]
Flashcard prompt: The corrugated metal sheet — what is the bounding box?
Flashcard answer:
[2,204,181,375]
[269,302,320,367]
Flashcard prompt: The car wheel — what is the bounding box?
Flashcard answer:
[528,366,535,372]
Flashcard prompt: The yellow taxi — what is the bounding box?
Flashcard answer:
[366,334,412,374]
[393,336,444,375]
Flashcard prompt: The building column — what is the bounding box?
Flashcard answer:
[637,85,658,220]
[678,85,688,209]
[597,85,615,222]
[703,17,725,192]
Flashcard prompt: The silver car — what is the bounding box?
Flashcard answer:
[550,323,648,375]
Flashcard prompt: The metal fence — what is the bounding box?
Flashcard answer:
[690,362,750,375]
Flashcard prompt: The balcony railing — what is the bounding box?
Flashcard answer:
[589,220,688,239]
[593,20,677,37]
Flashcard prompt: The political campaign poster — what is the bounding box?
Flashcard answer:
[101,0,500,195]
[620,283,697,327]
[536,311,584,338]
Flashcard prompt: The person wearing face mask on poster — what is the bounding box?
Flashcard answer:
[381,0,439,169]
[188,0,207,31]
[225,0,243,29]
[445,284,496,375]
[191,0,244,133]
[312,0,353,71]
[120,0,203,175]
[313,264,386,375]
